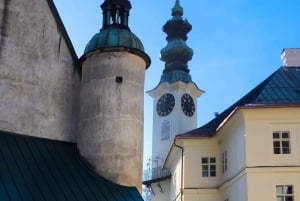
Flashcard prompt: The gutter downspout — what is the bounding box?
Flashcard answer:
[174,142,184,201]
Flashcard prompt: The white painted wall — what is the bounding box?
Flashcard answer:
[149,81,202,161]
[217,110,246,184]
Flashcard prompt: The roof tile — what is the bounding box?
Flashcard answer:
[179,66,300,137]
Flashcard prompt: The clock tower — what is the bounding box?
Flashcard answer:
[148,0,203,163]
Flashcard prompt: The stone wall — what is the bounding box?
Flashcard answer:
[0,0,80,142]
[78,51,147,191]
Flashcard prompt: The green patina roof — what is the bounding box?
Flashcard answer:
[0,131,143,201]
[179,66,300,137]
[159,70,192,84]
[84,25,145,54]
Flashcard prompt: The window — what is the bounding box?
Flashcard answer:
[273,131,291,154]
[222,151,227,173]
[202,157,216,177]
[276,185,294,201]
[161,120,170,140]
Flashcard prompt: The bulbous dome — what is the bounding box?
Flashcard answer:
[84,24,145,54]
[157,0,194,84]
[160,40,193,63]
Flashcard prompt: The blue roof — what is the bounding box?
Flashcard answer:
[0,131,143,201]
[179,66,300,137]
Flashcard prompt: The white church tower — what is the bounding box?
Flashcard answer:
[148,0,203,167]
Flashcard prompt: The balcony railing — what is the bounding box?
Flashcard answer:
[143,166,171,186]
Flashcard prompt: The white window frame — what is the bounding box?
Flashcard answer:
[276,185,294,201]
[273,131,291,154]
[201,157,216,177]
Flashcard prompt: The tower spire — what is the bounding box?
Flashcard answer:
[172,0,183,17]
[159,0,193,84]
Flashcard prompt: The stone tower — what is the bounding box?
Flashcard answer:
[78,0,150,191]
[148,0,203,163]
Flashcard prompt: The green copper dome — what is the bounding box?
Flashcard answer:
[82,0,149,66]
[84,24,145,54]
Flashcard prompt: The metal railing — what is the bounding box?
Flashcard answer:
[143,166,171,181]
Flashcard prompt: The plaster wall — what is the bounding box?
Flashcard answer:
[183,189,219,201]
[243,107,300,167]
[219,173,247,201]
[183,138,219,188]
[0,0,80,142]
[246,167,300,201]
[150,81,201,161]
[216,110,246,184]
[169,150,182,201]
[155,142,181,201]
[150,180,171,201]
[78,51,147,191]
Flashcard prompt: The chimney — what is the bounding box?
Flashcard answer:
[281,48,300,67]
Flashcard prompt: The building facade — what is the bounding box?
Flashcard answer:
[0,0,150,199]
[144,1,300,201]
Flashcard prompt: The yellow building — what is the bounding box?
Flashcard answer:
[143,1,300,200]
[165,53,300,200]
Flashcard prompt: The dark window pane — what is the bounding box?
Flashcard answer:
[282,148,290,154]
[282,141,290,147]
[202,158,208,163]
[274,148,281,154]
[273,132,280,138]
[210,158,216,163]
[210,165,216,171]
[282,132,289,138]
[286,186,293,194]
[273,141,280,147]
[286,196,293,201]
[210,171,216,177]
[202,165,208,171]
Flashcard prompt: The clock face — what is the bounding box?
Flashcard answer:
[181,93,195,117]
[156,93,175,117]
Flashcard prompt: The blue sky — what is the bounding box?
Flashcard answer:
[53,0,300,168]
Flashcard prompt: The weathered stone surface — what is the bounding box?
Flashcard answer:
[0,0,80,142]
[78,51,146,191]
